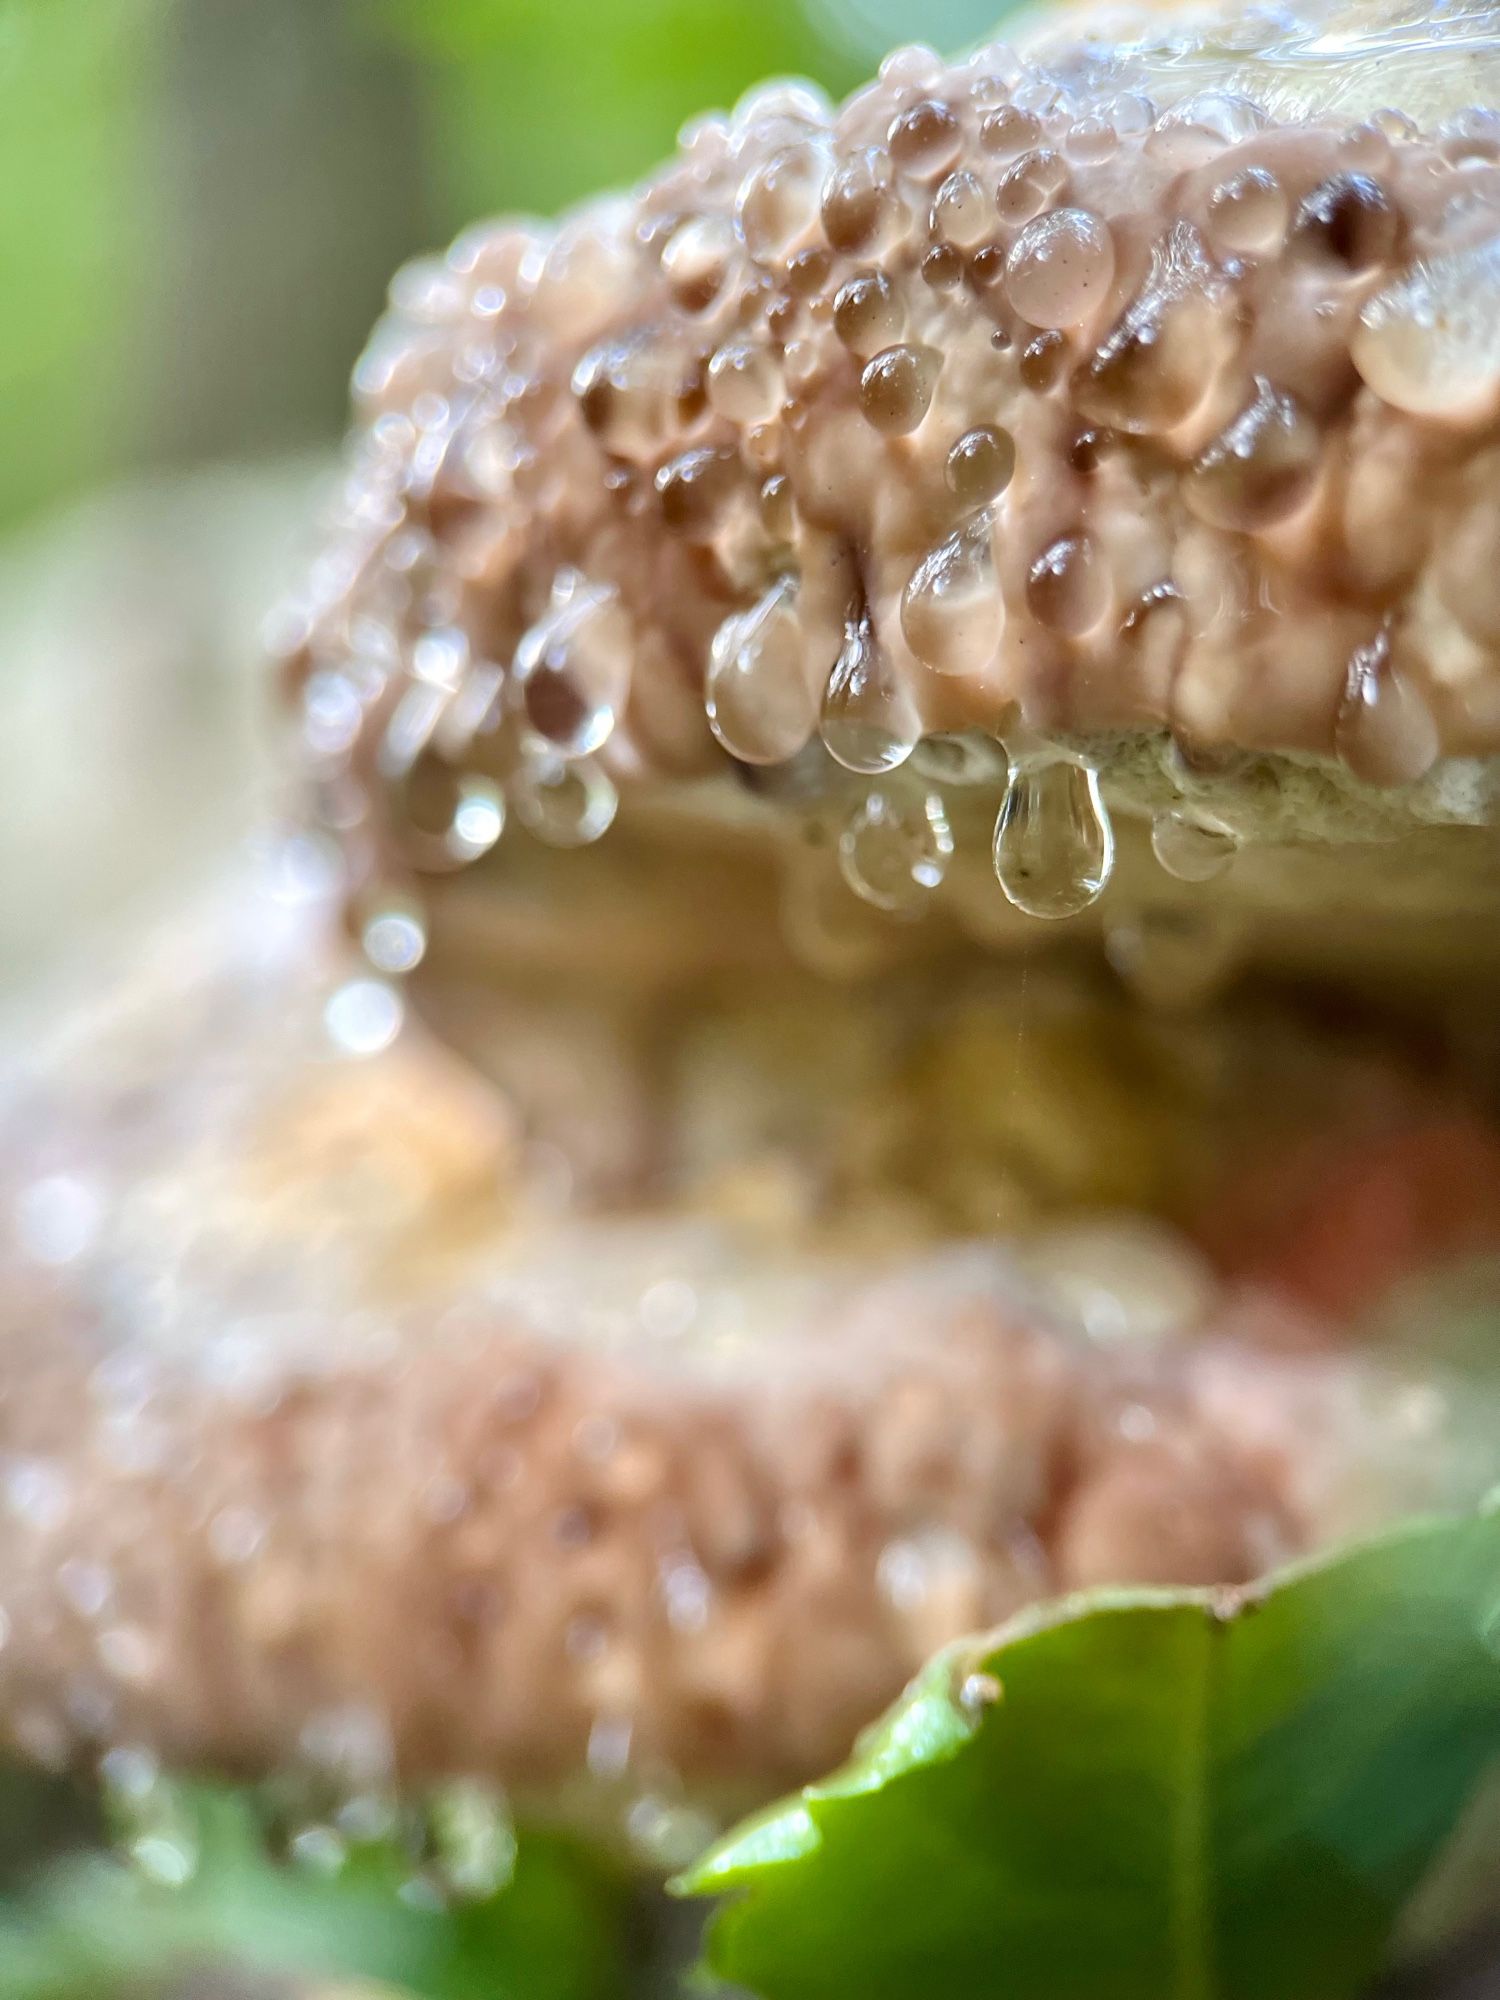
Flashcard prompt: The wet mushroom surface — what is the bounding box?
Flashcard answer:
[1,0,1499,1977]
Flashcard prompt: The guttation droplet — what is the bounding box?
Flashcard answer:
[820,610,920,773]
[513,570,632,758]
[901,515,1001,676]
[839,787,953,914]
[993,756,1115,919]
[706,576,819,765]
[1150,807,1239,882]
[512,754,618,848]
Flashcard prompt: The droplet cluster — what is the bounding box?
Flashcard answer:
[276,1,1500,968]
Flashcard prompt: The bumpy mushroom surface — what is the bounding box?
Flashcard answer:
[0,858,1491,1809]
[280,0,1500,985]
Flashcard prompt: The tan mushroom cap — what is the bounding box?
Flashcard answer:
[0,866,1481,1807]
[280,0,1500,986]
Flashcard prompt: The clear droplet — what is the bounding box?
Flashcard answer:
[839,788,953,913]
[738,141,828,260]
[859,343,938,434]
[399,758,505,870]
[820,612,920,773]
[1207,166,1288,254]
[513,570,632,757]
[428,1780,518,1902]
[995,147,1068,226]
[993,757,1115,918]
[706,576,819,765]
[945,425,1015,508]
[1150,808,1239,882]
[901,516,1001,676]
[1005,208,1115,328]
[512,755,619,847]
[833,270,904,358]
[572,330,683,462]
[1353,237,1500,418]
[1078,222,1234,437]
[325,977,404,1057]
[932,168,993,249]
[362,903,428,975]
[706,339,782,424]
[1026,533,1109,635]
[1335,628,1441,786]
[823,147,902,256]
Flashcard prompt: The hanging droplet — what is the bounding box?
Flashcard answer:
[900,516,1001,676]
[706,576,819,765]
[397,758,505,871]
[512,755,618,847]
[1150,808,1239,882]
[361,898,429,974]
[993,757,1115,918]
[820,611,920,773]
[838,788,953,913]
[513,571,632,757]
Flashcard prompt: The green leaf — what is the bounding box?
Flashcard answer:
[679,1506,1500,2000]
[0,1788,629,2000]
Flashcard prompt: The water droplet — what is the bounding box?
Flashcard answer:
[945,425,1015,508]
[1005,208,1115,328]
[833,270,904,357]
[1207,166,1287,254]
[362,902,428,975]
[823,147,902,255]
[981,105,1041,158]
[1026,533,1109,635]
[706,338,782,424]
[932,168,993,249]
[398,758,505,870]
[993,757,1115,918]
[1065,115,1118,163]
[656,445,743,538]
[838,788,952,913]
[661,214,737,311]
[859,343,938,434]
[514,571,632,757]
[889,98,962,177]
[706,576,819,765]
[994,147,1067,226]
[325,978,404,1057]
[1291,172,1398,275]
[1150,808,1238,881]
[572,330,683,462]
[429,1779,517,1901]
[1335,628,1440,786]
[960,1671,1003,1716]
[1186,377,1321,532]
[820,612,920,773]
[901,516,1001,676]
[737,141,828,260]
[512,755,619,847]
[1353,237,1500,418]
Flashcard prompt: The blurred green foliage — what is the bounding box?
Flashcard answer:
[0,1783,631,2000]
